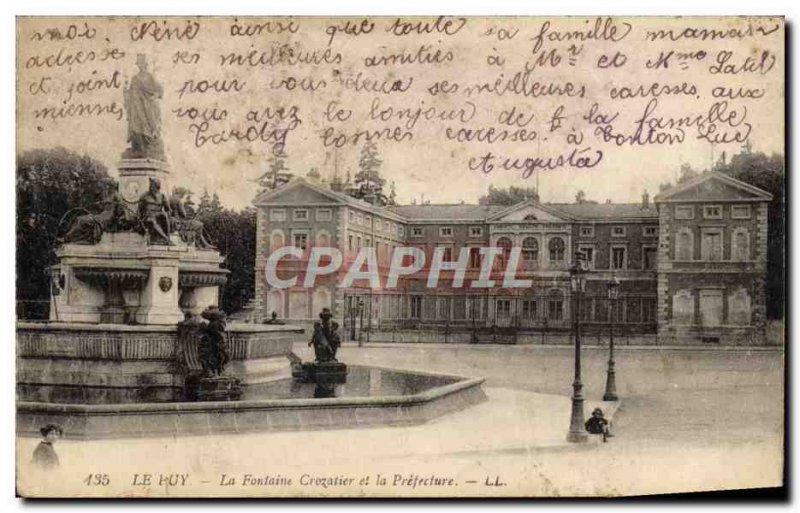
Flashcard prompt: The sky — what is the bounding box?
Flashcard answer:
[16,16,784,210]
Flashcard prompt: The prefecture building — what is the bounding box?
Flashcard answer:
[250,171,772,345]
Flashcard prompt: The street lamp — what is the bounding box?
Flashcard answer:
[567,252,589,443]
[604,276,621,402]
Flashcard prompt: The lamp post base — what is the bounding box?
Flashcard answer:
[566,382,589,443]
[603,364,619,402]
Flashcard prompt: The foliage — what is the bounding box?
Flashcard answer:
[256,148,293,196]
[16,147,114,319]
[350,140,388,205]
[478,185,539,206]
[196,200,256,315]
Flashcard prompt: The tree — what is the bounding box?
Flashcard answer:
[478,185,539,206]
[715,149,785,319]
[16,147,114,319]
[196,206,257,315]
[255,148,293,196]
[351,140,388,205]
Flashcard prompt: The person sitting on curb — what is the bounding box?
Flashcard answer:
[585,408,614,442]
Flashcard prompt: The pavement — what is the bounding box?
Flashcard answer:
[15,343,785,497]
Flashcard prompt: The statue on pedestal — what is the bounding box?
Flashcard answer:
[198,306,230,377]
[169,193,215,249]
[123,54,165,160]
[138,178,172,245]
[61,181,135,244]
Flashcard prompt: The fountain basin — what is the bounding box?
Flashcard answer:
[17,321,304,403]
[17,366,487,439]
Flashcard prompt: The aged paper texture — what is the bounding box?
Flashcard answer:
[15,15,785,498]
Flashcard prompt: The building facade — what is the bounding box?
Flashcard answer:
[251,172,771,345]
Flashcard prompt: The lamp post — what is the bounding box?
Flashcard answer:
[604,276,621,402]
[567,253,589,443]
[357,298,365,347]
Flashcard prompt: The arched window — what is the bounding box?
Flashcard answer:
[732,229,750,261]
[522,237,539,262]
[270,230,285,251]
[497,237,513,267]
[548,237,565,262]
[675,228,693,261]
[315,230,330,248]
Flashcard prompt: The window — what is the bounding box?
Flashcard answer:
[293,233,308,250]
[410,296,422,318]
[411,227,423,237]
[398,226,405,236]
[732,229,750,261]
[703,205,723,219]
[522,300,537,320]
[316,208,332,222]
[579,225,595,237]
[469,226,484,237]
[522,237,539,262]
[497,237,513,267]
[701,229,723,261]
[643,226,658,237]
[442,247,453,262]
[731,205,752,219]
[357,236,362,249]
[643,247,657,269]
[270,209,286,222]
[364,215,372,226]
[612,226,626,237]
[675,205,694,220]
[348,210,355,223]
[365,237,371,248]
[384,221,391,232]
[577,246,594,268]
[612,247,626,269]
[293,209,309,221]
[348,235,354,252]
[548,237,565,261]
[440,227,453,237]
[496,299,511,319]
[548,289,564,321]
[469,247,482,268]
[676,228,693,260]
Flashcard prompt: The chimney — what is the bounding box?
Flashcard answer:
[641,190,650,209]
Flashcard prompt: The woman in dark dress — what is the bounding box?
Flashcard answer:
[32,424,62,470]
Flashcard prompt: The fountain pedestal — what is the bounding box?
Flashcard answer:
[51,232,227,325]
[185,375,242,402]
[298,362,348,385]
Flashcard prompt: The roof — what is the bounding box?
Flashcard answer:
[549,203,659,220]
[390,202,657,221]
[388,204,507,221]
[654,171,773,202]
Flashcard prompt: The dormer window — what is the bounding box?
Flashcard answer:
[439,227,453,237]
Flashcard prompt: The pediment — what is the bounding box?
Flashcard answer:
[655,172,772,203]
[253,179,344,206]
[488,201,571,222]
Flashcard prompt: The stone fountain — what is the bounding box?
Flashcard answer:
[16,54,486,439]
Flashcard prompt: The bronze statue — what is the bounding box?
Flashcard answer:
[123,54,165,160]
[138,178,172,245]
[308,321,334,363]
[168,193,215,249]
[62,182,129,244]
[198,306,230,377]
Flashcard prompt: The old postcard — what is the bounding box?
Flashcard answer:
[15,15,785,498]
